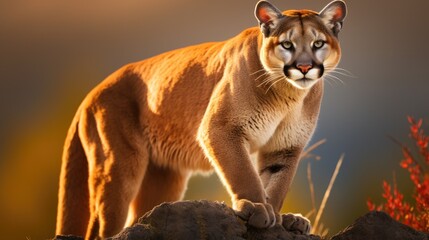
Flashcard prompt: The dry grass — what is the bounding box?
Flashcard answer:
[312,154,344,236]
[301,139,344,237]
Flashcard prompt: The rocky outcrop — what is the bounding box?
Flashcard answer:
[109,200,320,240]
[331,210,429,240]
[54,200,429,240]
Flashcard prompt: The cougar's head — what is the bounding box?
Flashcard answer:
[255,0,347,90]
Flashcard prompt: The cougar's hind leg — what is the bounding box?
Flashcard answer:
[86,154,149,239]
[79,104,150,239]
[127,161,191,224]
[84,139,149,239]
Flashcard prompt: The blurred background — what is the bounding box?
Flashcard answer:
[1,0,428,238]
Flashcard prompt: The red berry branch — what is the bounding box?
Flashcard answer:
[367,116,429,232]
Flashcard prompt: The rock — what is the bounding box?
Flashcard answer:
[331,211,429,240]
[110,200,246,240]
[54,201,429,240]
[109,200,320,240]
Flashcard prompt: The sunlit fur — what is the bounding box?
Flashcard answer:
[56,1,346,239]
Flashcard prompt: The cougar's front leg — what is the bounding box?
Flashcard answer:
[257,147,303,211]
[198,125,276,228]
[258,147,311,234]
[197,80,277,228]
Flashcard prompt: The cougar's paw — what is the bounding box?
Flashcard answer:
[233,199,276,228]
[281,213,311,235]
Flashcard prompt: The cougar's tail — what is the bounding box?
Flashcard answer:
[56,112,90,237]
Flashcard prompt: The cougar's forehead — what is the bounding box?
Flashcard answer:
[277,25,327,44]
[272,10,332,43]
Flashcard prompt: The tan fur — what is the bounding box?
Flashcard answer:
[56,1,346,238]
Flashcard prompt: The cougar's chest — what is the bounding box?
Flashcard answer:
[246,101,314,153]
[268,108,315,151]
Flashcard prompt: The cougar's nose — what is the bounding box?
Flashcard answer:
[297,64,312,74]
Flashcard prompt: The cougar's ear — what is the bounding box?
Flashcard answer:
[255,1,284,37]
[319,0,347,36]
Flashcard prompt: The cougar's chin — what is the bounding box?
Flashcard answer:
[286,78,319,90]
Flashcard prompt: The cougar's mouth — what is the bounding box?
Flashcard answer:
[282,64,324,89]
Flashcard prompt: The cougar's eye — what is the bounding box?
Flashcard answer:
[281,41,293,50]
[313,40,325,49]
